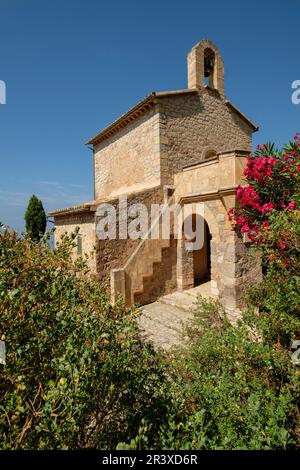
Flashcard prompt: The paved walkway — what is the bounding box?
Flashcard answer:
[138,282,216,350]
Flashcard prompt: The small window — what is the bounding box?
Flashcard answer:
[77,234,83,256]
[202,148,217,160]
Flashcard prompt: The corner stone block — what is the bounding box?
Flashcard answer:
[110,268,126,305]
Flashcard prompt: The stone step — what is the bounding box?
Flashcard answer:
[140,302,192,329]
[138,301,193,350]
[158,291,198,312]
[137,282,216,350]
[185,282,216,299]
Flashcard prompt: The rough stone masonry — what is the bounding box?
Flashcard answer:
[49,39,261,312]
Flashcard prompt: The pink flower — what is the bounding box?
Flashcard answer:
[227,207,236,222]
[248,232,256,242]
[262,221,270,229]
[244,156,277,182]
[236,215,248,225]
[288,200,296,210]
[241,225,250,233]
[237,185,260,208]
[277,242,287,250]
[259,202,275,214]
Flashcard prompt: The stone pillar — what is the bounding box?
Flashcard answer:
[187,45,204,89]
[110,268,126,305]
[219,230,262,317]
[177,238,194,291]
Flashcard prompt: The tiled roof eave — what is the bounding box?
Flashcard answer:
[85,89,199,146]
[48,204,92,217]
[86,94,157,146]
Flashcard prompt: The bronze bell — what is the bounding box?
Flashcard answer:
[204,51,215,77]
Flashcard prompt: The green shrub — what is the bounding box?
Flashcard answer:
[1,223,299,450]
[245,270,300,348]
[128,298,300,450]
[0,228,169,449]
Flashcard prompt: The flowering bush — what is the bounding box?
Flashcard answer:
[228,135,300,349]
[228,135,300,269]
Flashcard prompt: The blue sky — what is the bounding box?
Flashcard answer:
[0,0,299,233]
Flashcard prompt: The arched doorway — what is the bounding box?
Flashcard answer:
[193,218,211,285]
[182,213,212,287]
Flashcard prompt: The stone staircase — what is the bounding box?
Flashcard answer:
[129,237,171,299]
[133,237,177,305]
[110,188,175,306]
[138,282,216,350]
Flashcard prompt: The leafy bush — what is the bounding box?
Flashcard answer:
[245,269,300,347]
[0,228,169,449]
[128,298,300,450]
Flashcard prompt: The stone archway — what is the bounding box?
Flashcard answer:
[177,203,217,292]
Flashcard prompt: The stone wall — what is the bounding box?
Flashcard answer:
[93,89,253,201]
[158,91,252,184]
[94,105,161,199]
[96,186,164,278]
[54,211,96,272]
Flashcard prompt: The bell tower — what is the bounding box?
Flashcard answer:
[187,39,225,95]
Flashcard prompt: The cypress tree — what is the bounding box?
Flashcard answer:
[24,195,46,241]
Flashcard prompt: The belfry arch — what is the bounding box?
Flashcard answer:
[187,39,225,95]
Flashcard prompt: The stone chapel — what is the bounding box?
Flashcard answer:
[49,39,261,312]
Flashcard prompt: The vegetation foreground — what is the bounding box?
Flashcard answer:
[0,136,300,449]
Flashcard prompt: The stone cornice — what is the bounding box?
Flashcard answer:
[178,186,237,205]
[182,149,250,172]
